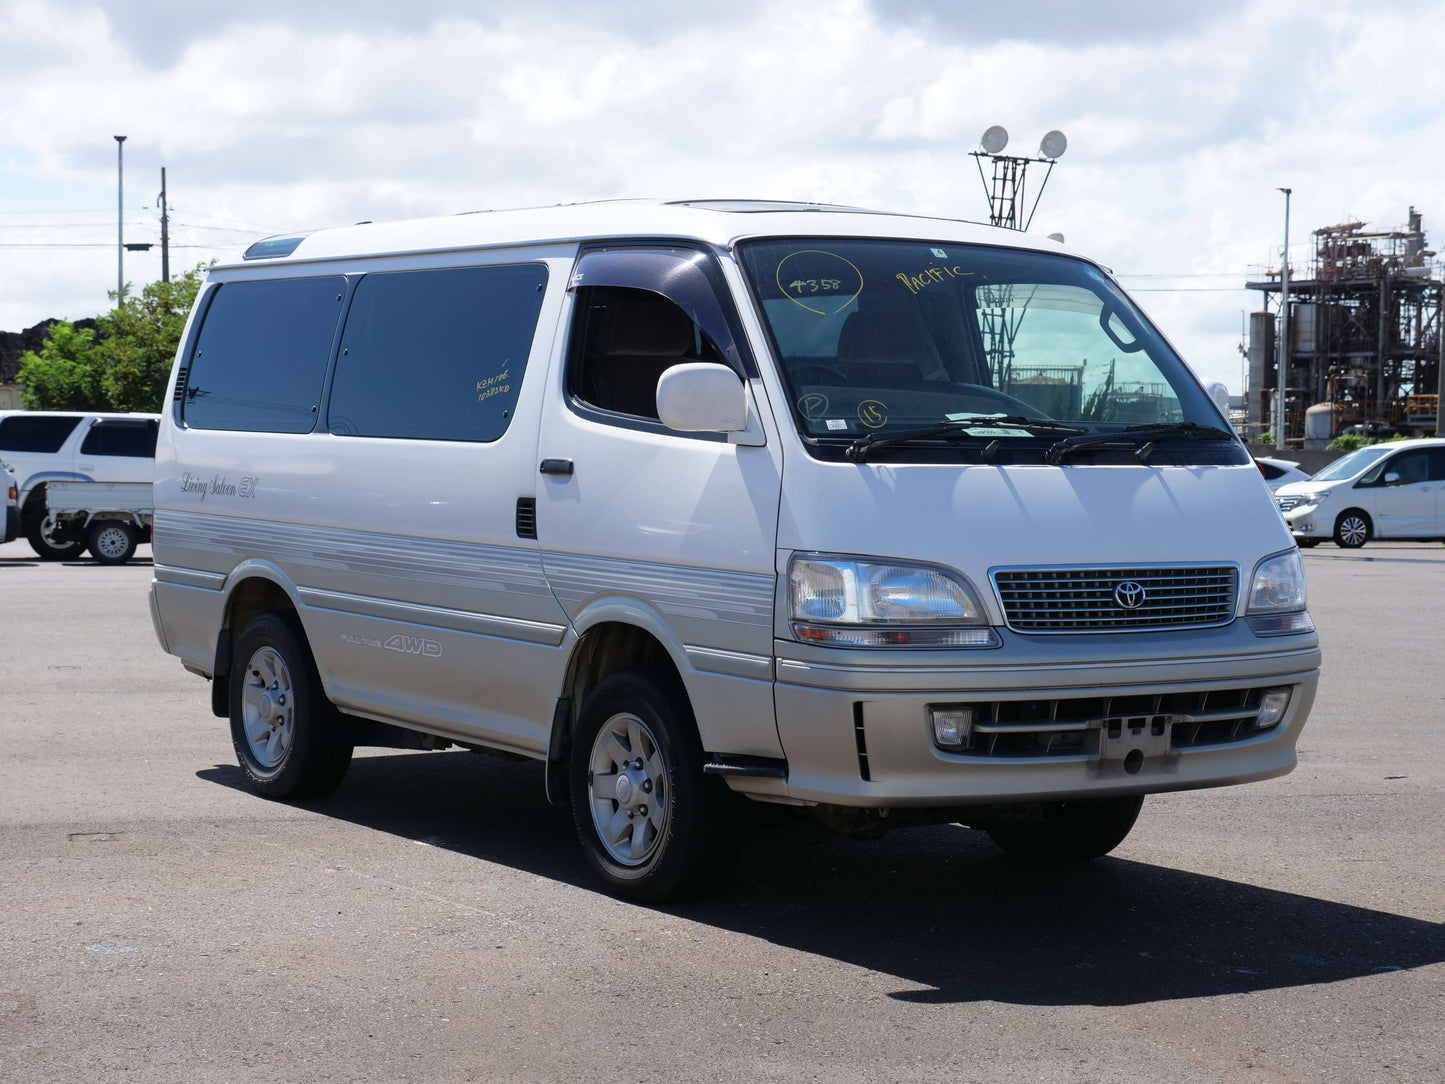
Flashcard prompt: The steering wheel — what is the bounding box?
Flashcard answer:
[952,382,1053,418]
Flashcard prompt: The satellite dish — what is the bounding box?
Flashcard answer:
[1039,130,1067,159]
[980,125,1009,154]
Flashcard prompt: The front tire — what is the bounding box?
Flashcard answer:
[1334,510,1371,549]
[569,668,739,902]
[986,795,1144,863]
[88,520,138,565]
[1296,539,1321,549]
[229,611,352,799]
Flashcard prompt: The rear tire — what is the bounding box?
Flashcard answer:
[569,668,740,902]
[88,520,138,565]
[986,795,1144,863]
[25,511,85,561]
[229,611,352,799]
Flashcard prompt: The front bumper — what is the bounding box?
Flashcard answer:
[1281,505,1322,537]
[768,624,1321,808]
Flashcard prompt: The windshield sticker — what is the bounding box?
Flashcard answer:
[775,251,864,315]
[895,264,973,296]
[825,418,848,431]
[798,392,829,420]
[930,247,947,258]
[857,400,889,428]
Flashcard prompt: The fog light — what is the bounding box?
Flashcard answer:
[931,706,973,748]
[1254,687,1292,730]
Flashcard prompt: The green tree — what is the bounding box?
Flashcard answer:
[16,263,208,412]
[14,321,107,410]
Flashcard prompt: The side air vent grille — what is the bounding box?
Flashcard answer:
[515,497,537,539]
[173,366,188,401]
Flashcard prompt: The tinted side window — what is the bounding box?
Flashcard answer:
[1384,450,1430,485]
[0,415,82,453]
[80,420,158,458]
[328,264,547,442]
[1256,461,1284,480]
[184,277,344,433]
[1427,448,1445,482]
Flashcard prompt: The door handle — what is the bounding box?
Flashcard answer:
[539,458,574,477]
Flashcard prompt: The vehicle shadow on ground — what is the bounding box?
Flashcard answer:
[199,751,1445,1007]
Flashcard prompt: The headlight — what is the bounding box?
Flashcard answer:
[788,553,999,648]
[1246,549,1307,614]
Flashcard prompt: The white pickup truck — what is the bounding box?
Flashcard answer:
[44,480,152,564]
[0,411,159,558]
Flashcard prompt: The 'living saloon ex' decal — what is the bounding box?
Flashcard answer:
[179,472,259,501]
[340,632,443,658]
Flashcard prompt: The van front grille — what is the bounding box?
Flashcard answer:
[941,686,1281,759]
[992,565,1238,633]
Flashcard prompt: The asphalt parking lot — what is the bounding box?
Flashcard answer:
[1,537,1442,1083]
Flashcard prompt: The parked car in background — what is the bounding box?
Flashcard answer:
[1276,438,1445,547]
[0,411,160,559]
[1255,456,1311,491]
[1,461,17,544]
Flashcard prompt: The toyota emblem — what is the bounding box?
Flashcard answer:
[1114,581,1146,610]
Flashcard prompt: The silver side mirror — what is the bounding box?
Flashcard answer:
[1384,471,1400,484]
[656,363,748,434]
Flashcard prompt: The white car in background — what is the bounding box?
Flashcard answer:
[1275,438,1445,548]
[1254,456,1311,491]
[0,411,160,559]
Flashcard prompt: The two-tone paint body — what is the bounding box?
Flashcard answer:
[150,199,1320,810]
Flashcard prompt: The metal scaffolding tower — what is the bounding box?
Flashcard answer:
[1245,207,1442,445]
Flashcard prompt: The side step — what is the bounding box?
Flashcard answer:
[703,754,788,779]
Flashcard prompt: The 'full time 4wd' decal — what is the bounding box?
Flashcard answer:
[340,632,443,658]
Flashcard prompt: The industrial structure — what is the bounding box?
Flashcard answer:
[1245,207,1442,447]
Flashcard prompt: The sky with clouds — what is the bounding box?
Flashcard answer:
[2,0,1441,391]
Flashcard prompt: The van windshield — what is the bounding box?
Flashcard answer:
[737,239,1229,461]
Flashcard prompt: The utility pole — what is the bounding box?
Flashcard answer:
[1276,187,1291,452]
[158,167,170,283]
[114,135,127,300]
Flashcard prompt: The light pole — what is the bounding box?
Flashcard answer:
[1276,187,1291,452]
[114,135,127,300]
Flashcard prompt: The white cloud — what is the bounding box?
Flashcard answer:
[1,0,1442,392]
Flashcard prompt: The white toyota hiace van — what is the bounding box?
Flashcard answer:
[150,200,1320,900]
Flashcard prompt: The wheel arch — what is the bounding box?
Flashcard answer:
[545,600,696,805]
[210,561,305,717]
[18,471,91,523]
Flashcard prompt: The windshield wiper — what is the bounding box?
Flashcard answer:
[845,417,1082,463]
[1045,422,1237,465]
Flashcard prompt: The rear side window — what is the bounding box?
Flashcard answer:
[327,263,547,442]
[184,277,344,433]
[1256,461,1284,480]
[80,419,159,458]
[0,415,82,453]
